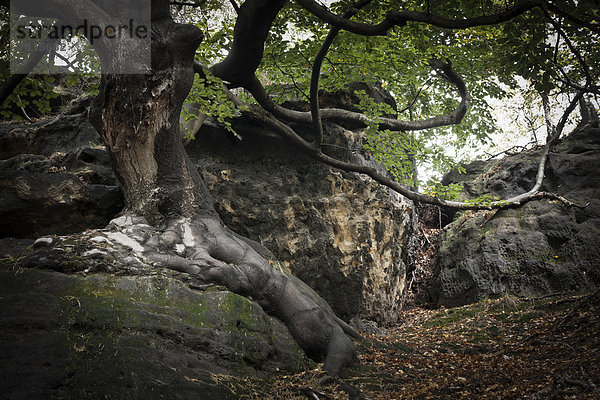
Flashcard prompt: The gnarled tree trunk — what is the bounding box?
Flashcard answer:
[89,0,357,376]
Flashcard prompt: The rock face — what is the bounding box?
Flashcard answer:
[433,127,600,306]
[0,147,123,238]
[0,108,98,160]
[0,101,123,238]
[188,117,415,325]
[0,234,306,400]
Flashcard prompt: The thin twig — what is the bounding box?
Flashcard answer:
[16,94,33,121]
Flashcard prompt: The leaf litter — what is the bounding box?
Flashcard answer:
[229,289,599,399]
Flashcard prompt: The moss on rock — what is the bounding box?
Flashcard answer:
[0,266,307,399]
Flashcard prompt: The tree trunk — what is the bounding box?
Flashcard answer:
[89,2,358,376]
[95,14,212,221]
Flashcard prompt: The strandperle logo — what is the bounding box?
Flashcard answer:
[10,0,151,75]
[14,19,149,45]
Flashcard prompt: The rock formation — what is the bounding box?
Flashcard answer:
[433,127,600,306]
[187,117,415,325]
[0,98,122,238]
[0,86,416,396]
[0,232,306,399]
[0,147,122,238]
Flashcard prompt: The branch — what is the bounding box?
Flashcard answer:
[544,11,593,88]
[554,75,600,96]
[271,53,310,101]
[245,58,471,132]
[53,50,78,71]
[545,2,600,34]
[212,0,537,89]
[210,0,286,86]
[397,79,432,115]
[541,91,556,140]
[169,0,207,7]
[225,85,585,210]
[551,54,600,95]
[484,141,539,160]
[309,0,372,146]
[294,0,545,35]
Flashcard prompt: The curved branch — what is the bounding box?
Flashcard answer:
[554,72,600,95]
[232,87,584,210]
[294,0,545,35]
[309,0,372,146]
[209,0,286,86]
[544,11,593,88]
[245,58,471,132]
[310,28,337,146]
[545,2,600,34]
[271,53,310,101]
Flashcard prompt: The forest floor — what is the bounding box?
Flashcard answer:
[231,289,600,399]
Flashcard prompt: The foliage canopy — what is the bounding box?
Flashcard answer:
[174,0,599,192]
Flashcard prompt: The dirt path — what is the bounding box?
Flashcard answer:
[227,290,600,399]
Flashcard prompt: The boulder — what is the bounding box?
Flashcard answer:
[433,128,600,306]
[0,109,100,160]
[0,101,122,238]
[188,117,415,325]
[0,233,306,400]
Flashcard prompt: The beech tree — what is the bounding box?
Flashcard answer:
[3,0,598,375]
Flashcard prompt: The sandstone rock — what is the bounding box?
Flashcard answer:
[0,229,307,398]
[0,98,122,238]
[188,117,415,325]
[433,128,600,306]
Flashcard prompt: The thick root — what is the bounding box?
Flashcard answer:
[111,214,359,375]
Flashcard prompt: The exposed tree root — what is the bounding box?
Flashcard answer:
[110,213,359,376]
